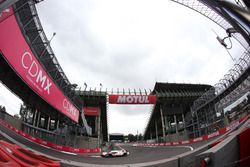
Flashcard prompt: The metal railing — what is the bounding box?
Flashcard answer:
[22,122,77,147]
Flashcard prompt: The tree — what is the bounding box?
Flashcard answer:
[128,133,135,142]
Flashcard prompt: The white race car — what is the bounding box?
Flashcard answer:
[101,146,129,157]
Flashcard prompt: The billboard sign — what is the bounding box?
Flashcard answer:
[83,107,100,116]
[109,95,156,104]
[0,7,79,122]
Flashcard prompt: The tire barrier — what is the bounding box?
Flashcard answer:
[0,118,101,154]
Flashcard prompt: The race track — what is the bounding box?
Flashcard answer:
[0,121,221,166]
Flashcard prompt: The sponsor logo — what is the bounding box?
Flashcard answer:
[193,137,203,142]
[63,98,77,116]
[41,141,47,145]
[165,142,171,146]
[56,145,63,149]
[117,95,150,103]
[21,52,52,94]
[30,137,36,141]
[72,148,80,152]
[226,121,240,131]
[208,131,220,139]
[172,142,179,145]
[181,140,189,144]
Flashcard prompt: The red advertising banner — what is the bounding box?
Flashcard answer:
[109,95,157,104]
[0,7,79,122]
[83,107,100,116]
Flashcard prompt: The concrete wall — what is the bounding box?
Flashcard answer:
[195,118,250,167]
[195,135,239,167]
[179,146,209,167]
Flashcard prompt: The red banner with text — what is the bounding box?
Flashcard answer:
[83,107,100,116]
[109,95,156,104]
[0,7,79,122]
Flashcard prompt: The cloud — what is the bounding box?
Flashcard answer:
[0,0,243,135]
[0,84,22,116]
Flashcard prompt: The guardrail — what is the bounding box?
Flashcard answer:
[22,122,61,145]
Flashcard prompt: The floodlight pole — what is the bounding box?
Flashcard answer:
[200,0,250,45]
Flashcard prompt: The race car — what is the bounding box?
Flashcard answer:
[101,145,129,157]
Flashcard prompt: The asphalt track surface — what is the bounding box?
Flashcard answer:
[0,122,221,166]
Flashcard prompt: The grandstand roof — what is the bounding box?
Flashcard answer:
[152,82,211,94]
[144,82,212,139]
[151,82,212,103]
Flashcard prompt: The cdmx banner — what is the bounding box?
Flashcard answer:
[0,7,79,122]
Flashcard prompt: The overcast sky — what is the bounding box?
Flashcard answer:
[0,0,244,135]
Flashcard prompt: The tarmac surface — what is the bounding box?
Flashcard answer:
[0,122,221,166]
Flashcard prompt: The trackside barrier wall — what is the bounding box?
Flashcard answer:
[0,114,248,166]
[0,115,248,155]
[197,135,239,167]
[140,114,249,147]
[195,118,250,167]
[0,118,101,154]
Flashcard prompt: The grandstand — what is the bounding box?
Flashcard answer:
[143,82,212,142]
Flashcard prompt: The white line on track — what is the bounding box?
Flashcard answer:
[171,145,194,151]
[60,151,77,155]
[140,145,193,151]
[89,155,102,158]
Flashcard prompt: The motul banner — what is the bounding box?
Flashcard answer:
[109,95,156,104]
[83,107,100,116]
[0,7,79,122]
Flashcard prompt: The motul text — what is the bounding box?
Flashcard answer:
[109,95,156,104]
